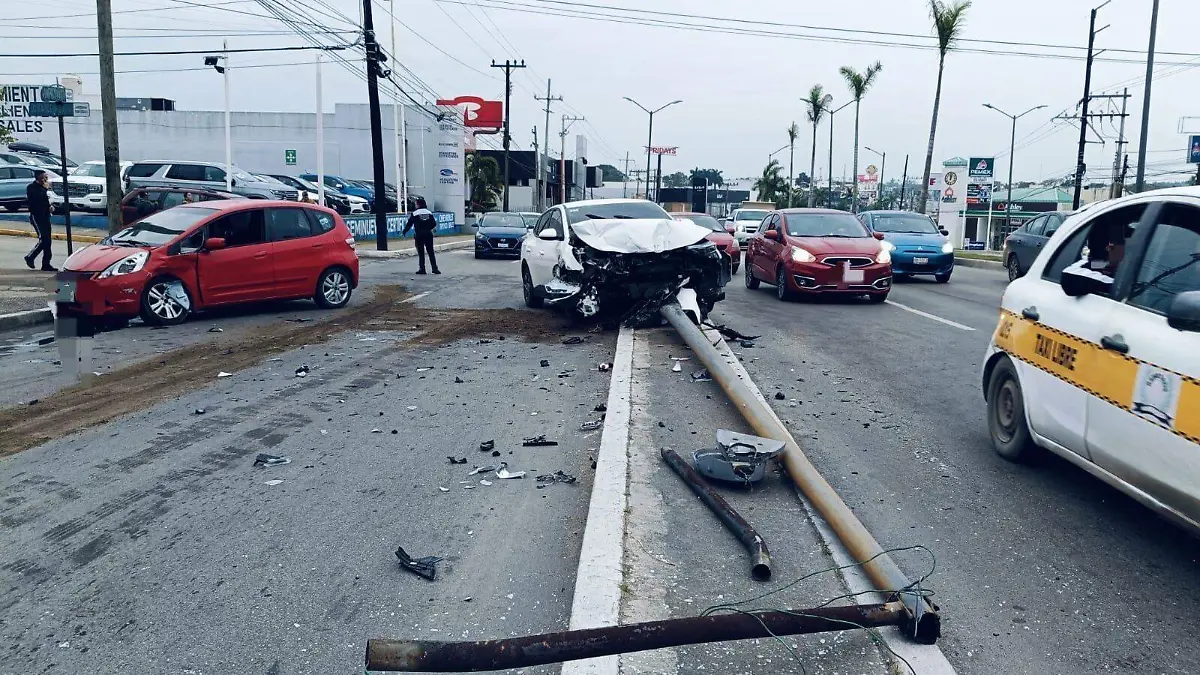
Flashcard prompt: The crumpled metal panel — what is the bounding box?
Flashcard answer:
[571,218,711,254]
[693,429,785,483]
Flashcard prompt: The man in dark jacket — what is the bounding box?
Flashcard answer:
[401,199,440,274]
[24,170,55,271]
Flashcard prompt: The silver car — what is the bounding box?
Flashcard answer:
[125,160,298,201]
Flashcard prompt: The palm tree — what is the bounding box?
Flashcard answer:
[804,85,834,207]
[465,154,503,211]
[753,159,787,204]
[839,61,883,212]
[786,122,799,207]
[919,0,971,215]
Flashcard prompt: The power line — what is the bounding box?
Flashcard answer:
[0,0,251,21]
[0,44,348,58]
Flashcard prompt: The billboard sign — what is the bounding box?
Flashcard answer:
[1,84,49,134]
[966,182,992,207]
[435,96,503,129]
[1189,135,1200,164]
[968,157,995,179]
[647,146,677,155]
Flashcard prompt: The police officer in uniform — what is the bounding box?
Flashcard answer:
[24,170,56,271]
[402,198,441,275]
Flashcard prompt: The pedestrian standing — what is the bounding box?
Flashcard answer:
[402,198,440,275]
[23,170,56,271]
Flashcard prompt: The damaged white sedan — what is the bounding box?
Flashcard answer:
[520,199,732,322]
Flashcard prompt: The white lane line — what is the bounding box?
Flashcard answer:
[710,333,959,675]
[885,300,976,331]
[511,259,521,264]
[400,291,429,304]
[561,326,633,675]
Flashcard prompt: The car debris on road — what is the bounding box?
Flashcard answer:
[254,453,291,467]
[522,435,558,447]
[395,546,442,581]
[496,462,526,479]
[693,430,785,485]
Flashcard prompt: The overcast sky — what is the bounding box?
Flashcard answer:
[3,0,1198,185]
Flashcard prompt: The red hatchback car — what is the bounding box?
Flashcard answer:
[57,200,359,326]
[744,208,892,302]
[673,212,740,274]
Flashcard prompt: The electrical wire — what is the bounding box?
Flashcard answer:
[0,0,250,22]
[0,44,348,58]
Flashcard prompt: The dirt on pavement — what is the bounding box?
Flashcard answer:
[0,284,581,458]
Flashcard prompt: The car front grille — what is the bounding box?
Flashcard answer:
[741,223,759,233]
[487,237,519,249]
[272,189,299,200]
[820,256,874,268]
[55,183,94,197]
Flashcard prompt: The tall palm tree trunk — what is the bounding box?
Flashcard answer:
[919,56,946,216]
[851,100,861,212]
[788,142,795,207]
[808,122,819,207]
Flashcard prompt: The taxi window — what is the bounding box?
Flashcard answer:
[1042,203,1147,285]
[1126,205,1200,316]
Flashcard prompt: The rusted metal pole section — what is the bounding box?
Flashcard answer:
[366,601,906,671]
[660,303,940,644]
[660,447,772,581]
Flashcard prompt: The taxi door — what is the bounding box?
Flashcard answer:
[1085,200,1200,524]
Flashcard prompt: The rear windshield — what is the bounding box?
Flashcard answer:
[106,206,217,247]
[868,213,940,234]
[565,201,670,224]
[675,214,724,232]
[734,210,770,221]
[480,213,527,228]
[786,213,871,238]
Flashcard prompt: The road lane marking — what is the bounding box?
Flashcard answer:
[562,326,633,675]
[885,300,976,331]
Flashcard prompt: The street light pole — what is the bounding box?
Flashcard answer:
[624,97,681,202]
[222,40,231,191]
[984,103,1046,248]
[828,101,853,208]
[865,146,885,208]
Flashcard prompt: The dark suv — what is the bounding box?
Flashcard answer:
[1003,212,1070,281]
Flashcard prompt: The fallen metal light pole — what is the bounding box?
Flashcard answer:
[660,302,940,644]
[660,446,772,581]
[365,601,907,672]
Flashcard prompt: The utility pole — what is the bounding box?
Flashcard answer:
[491,59,526,212]
[535,79,562,211]
[620,151,633,198]
[388,0,404,213]
[531,125,538,208]
[899,154,909,210]
[362,0,390,251]
[316,52,324,206]
[560,114,584,204]
[1117,154,1130,197]
[96,0,122,233]
[222,40,231,192]
[1135,0,1160,192]
[655,152,664,204]
[1073,4,1107,210]
[1111,88,1129,198]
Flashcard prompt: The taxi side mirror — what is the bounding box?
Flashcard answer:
[1167,291,1200,333]
[1061,266,1111,297]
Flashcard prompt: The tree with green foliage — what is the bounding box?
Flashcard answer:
[918,0,972,216]
[465,154,503,211]
[662,171,689,188]
[596,163,626,182]
[786,122,799,207]
[0,126,13,145]
[753,159,787,205]
[840,61,883,211]
[804,84,834,207]
[689,167,724,186]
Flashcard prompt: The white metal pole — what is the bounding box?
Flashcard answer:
[389,0,406,213]
[316,51,325,205]
[223,39,232,191]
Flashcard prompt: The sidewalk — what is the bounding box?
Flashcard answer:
[0,222,107,245]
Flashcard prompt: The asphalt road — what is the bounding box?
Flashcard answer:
[0,252,613,674]
[712,263,1200,674]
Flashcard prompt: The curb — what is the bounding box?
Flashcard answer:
[0,307,53,331]
[0,228,105,244]
[954,256,1004,271]
[561,326,634,675]
[355,240,473,259]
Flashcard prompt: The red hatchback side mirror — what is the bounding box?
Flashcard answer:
[205,237,227,251]
[763,230,779,241]
[872,231,885,240]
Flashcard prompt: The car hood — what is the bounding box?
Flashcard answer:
[64,244,148,272]
[571,218,711,254]
[705,232,736,248]
[62,175,105,185]
[478,226,527,236]
[789,236,883,255]
[877,232,946,248]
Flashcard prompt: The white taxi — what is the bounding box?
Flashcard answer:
[981,187,1200,532]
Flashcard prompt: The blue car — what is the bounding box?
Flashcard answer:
[859,210,954,283]
[474,212,530,258]
[299,173,375,210]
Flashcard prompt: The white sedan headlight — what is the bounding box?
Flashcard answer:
[791,247,815,263]
[941,241,954,254]
[876,240,895,264]
[98,250,149,278]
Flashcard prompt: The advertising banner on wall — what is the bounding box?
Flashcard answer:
[0,84,51,136]
[433,119,465,226]
[345,212,457,240]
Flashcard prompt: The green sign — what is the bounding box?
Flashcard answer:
[28,101,75,117]
[285,149,297,166]
[968,157,994,179]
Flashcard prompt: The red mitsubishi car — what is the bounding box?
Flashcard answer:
[57,200,359,326]
[743,208,892,302]
[673,212,740,274]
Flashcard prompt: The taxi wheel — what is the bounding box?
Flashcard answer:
[139,277,191,326]
[986,357,1037,462]
[744,261,760,289]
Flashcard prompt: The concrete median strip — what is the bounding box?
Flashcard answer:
[0,228,104,244]
[953,256,1004,271]
[0,307,53,331]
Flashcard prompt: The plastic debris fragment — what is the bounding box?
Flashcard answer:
[480,440,495,452]
[522,435,558,447]
[496,462,526,479]
[395,546,443,581]
[580,420,603,431]
[295,365,310,378]
[254,453,290,467]
[691,369,712,382]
